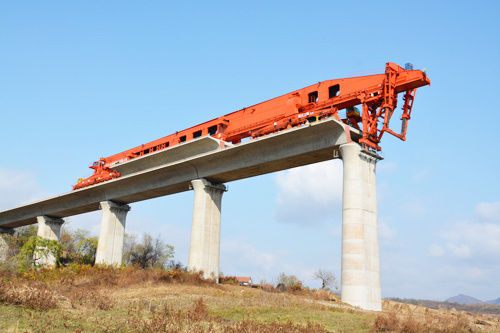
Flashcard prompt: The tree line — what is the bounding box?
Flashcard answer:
[0,222,180,273]
[1,222,339,292]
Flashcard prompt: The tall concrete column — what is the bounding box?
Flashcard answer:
[36,216,65,266]
[0,227,15,264]
[95,201,130,266]
[340,142,382,311]
[188,178,226,280]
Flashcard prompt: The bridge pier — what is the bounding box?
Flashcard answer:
[188,178,226,280]
[340,142,382,311]
[0,227,15,264]
[95,201,130,266]
[36,216,64,266]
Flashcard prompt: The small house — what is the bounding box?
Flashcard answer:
[219,276,253,286]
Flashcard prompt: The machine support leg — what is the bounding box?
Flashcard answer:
[188,178,226,281]
[36,216,65,266]
[95,201,131,266]
[340,143,382,311]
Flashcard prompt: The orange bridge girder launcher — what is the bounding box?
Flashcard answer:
[73,62,430,190]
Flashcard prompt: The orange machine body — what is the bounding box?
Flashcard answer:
[74,159,120,189]
[72,62,430,190]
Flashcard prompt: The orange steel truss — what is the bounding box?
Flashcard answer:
[73,62,430,190]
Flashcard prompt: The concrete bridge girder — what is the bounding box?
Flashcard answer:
[0,118,356,228]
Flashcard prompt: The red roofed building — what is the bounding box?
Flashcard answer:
[252,284,273,291]
[219,276,253,286]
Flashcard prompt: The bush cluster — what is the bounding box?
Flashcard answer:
[276,272,305,292]
[0,279,57,311]
[0,264,215,313]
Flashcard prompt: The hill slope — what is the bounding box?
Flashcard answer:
[486,297,500,305]
[446,294,484,304]
[1,266,498,332]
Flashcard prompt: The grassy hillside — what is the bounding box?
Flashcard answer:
[1,265,499,332]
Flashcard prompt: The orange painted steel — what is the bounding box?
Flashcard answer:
[72,62,430,190]
[74,159,120,190]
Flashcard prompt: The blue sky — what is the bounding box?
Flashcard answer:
[1,1,499,301]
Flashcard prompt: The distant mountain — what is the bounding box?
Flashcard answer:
[446,294,484,304]
[485,297,500,305]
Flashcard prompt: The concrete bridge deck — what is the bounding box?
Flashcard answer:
[0,118,360,228]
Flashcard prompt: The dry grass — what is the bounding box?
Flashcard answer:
[386,298,500,316]
[0,281,57,311]
[1,265,499,332]
[372,311,476,332]
[374,300,500,332]
[65,285,114,310]
[0,265,341,332]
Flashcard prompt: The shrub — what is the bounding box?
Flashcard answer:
[0,280,57,311]
[219,276,238,284]
[157,268,215,286]
[372,312,402,332]
[75,236,98,265]
[16,236,62,273]
[184,297,209,321]
[277,273,304,292]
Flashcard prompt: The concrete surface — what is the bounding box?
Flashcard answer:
[36,216,64,266]
[0,118,360,228]
[339,143,382,311]
[37,216,64,241]
[112,136,223,176]
[95,201,130,266]
[187,179,226,280]
[0,227,15,263]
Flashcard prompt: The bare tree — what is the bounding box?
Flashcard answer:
[313,269,338,290]
[127,233,174,269]
[166,260,185,270]
[123,232,139,266]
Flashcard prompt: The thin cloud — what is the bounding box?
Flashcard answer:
[400,198,427,219]
[220,237,280,274]
[446,242,471,259]
[427,244,445,257]
[378,161,398,173]
[378,216,401,249]
[273,159,343,225]
[382,200,500,301]
[412,166,431,183]
[475,200,500,222]
[0,167,53,211]
[379,217,398,241]
[440,219,500,262]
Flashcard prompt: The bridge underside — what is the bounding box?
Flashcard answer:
[0,118,359,228]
